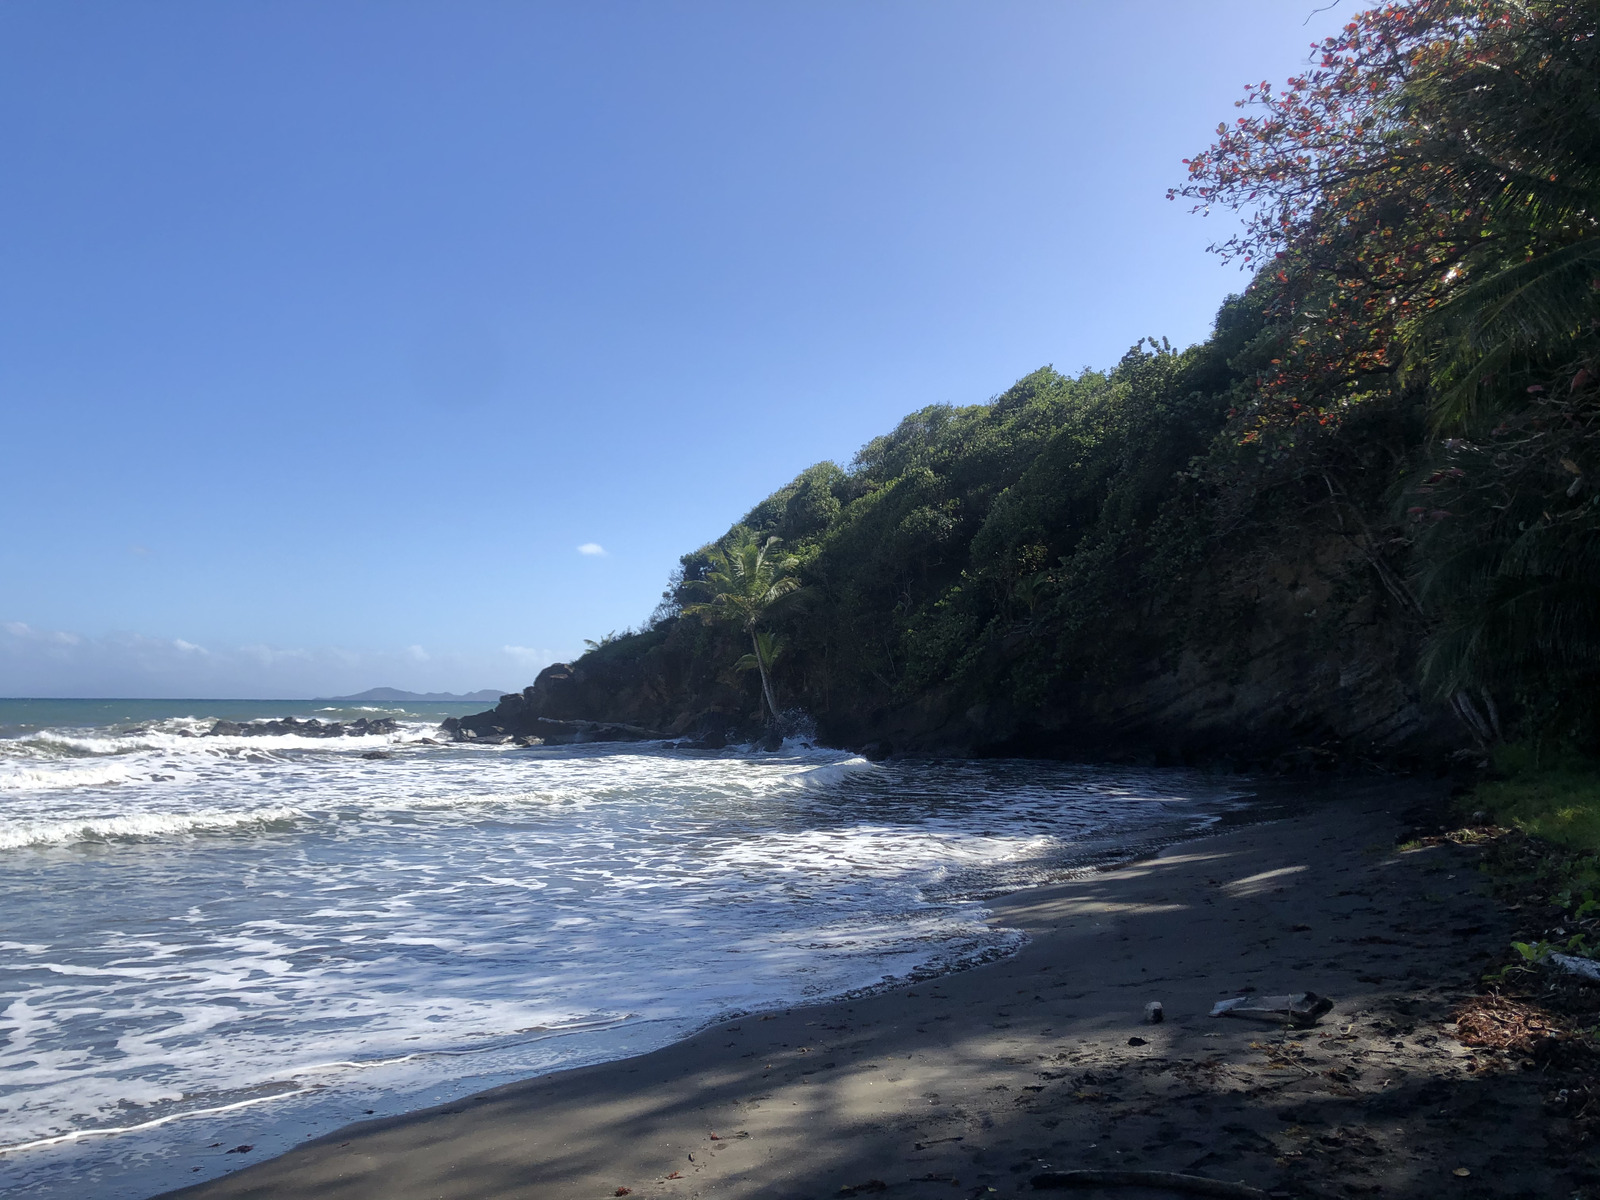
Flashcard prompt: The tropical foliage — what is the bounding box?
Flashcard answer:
[679,534,801,725]
[1171,0,1600,436]
[577,0,1600,756]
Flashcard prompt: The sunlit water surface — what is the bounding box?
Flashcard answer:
[0,699,1246,1199]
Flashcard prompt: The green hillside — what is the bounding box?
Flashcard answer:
[474,0,1599,766]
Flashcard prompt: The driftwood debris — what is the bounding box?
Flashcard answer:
[1209,991,1333,1028]
[1550,952,1600,982]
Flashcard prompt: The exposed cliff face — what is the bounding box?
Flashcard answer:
[860,534,1457,768]
[445,636,766,748]
[451,529,1463,768]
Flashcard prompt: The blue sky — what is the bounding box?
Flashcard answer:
[0,0,1351,698]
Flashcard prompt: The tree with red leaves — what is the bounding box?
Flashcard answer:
[1176,0,1600,744]
[1173,0,1599,445]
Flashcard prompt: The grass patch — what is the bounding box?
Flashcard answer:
[1470,744,1600,853]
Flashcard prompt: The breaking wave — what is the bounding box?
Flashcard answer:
[0,805,307,850]
[0,699,1244,1200]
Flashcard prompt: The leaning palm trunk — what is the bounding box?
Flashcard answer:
[680,533,803,733]
[750,629,781,725]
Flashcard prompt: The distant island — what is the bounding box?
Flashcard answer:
[319,687,508,703]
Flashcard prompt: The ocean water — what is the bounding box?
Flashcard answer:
[0,698,1244,1200]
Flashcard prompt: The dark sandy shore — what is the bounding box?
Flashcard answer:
[159,780,1562,1200]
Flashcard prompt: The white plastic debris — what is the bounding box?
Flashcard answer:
[1549,952,1600,982]
[1209,992,1334,1027]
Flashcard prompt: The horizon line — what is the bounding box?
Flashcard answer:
[0,695,504,702]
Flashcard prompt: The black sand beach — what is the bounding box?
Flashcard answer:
[152,779,1578,1199]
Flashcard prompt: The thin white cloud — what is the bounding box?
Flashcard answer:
[4,621,80,645]
[406,644,430,662]
[502,644,552,662]
[172,639,207,654]
[240,644,314,667]
[576,543,607,557]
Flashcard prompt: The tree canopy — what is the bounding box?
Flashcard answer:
[569,0,1600,756]
[1172,0,1599,440]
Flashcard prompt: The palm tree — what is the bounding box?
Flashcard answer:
[681,533,800,726]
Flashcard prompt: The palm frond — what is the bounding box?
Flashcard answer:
[1417,236,1600,426]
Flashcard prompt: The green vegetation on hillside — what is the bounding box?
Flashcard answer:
[665,340,1250,732]
[562,0,1599,762]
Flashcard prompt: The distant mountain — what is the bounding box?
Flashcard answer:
[318,687,508,703]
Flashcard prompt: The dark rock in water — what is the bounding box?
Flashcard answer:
[676,712,732,751]
[444,659,742,748]
[858,740,893,761]
[757,728,784,752]
[442,701,666,746]
[516,718,664,745]
[207,716,399,739]
[361,751,393,760]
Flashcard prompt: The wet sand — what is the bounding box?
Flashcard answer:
[159,780,1554,1200]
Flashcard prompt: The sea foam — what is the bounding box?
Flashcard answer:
[0,706,1240,1200]
[0,805,307,850]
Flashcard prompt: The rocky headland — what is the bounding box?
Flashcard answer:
[443,524,1464,770]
